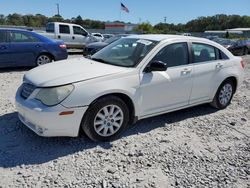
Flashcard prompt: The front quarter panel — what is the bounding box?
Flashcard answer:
[61,70,140,116]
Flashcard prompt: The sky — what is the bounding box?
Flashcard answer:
[1,0,250,25]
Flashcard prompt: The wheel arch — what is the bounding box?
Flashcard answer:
[225,76,237,93]
[214,76,238,96]
[36,52,55,61]
[78,92,138,137]
[89,92,137,125]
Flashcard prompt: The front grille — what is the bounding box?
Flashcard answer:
[21,83,36,99]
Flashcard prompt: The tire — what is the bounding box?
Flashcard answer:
[244,48,248,55]
[36,54,52,66]
[210,79,235,109]
[81,96,130,142]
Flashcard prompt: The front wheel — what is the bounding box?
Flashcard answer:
[244,48,248,55]
[210,80,235,109]
[36,54,52,66]
[81,96,130,141]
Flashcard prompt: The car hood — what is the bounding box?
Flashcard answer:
[24,57,127,87]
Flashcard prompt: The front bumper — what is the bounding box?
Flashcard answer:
[15,87,88,137]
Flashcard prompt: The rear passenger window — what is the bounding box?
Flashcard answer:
[59,25,70,34]
[192,43,217,63]
[220,51,229,60]
[10,32,40,43]
[152,43,189,67]
[46,23,55,33]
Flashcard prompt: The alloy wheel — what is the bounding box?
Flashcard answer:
[94,105,124,137]
[37,55,51,66]
[219,83,233,106]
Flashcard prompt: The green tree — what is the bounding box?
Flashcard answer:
[134,22,154,34]
[48,14,64,22]
[6,13,24,25]
[0,14,5,24]
[74,15,84,26]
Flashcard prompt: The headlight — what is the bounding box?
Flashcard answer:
[35,84,74,106]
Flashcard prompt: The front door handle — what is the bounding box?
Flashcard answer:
[35,44,41,48]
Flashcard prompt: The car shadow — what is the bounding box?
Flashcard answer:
[0,104,218,168]
[125,104,218,136]
[0,67,31,73]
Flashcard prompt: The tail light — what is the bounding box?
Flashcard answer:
[59,44,67,49]
[240,58,246,69]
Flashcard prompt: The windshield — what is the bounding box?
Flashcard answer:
[104,36,121,44]
[91,38,158,67]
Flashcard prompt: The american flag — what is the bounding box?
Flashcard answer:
[121,3,129,13]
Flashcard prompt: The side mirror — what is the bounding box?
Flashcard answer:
[82,32,88,37]
[144,61,167,72]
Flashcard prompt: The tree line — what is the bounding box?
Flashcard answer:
[0,13,250,32]
[0,13,105,29]
[136,14,250,34]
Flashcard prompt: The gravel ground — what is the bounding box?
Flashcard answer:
[0,55,249,188]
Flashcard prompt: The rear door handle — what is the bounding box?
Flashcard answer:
[58,35,61,39]
[72,36,75,40]
[181,68,192,75]
[216,63,223,69]
[35,44,41,48]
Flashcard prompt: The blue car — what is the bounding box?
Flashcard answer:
[0,28,68,68]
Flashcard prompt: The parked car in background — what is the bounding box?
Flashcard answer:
[212,38,249,56]
[181,33,191,36]
[103,34,115,40]
[212,38,235,48]
[233,39,250,54]
[83,34,130,56]
[0,28,68,68]
[37,22,96,49]
[206,35,219,40]
[228,40,249,56]
[16,35,245,141]
[91,33,104,42]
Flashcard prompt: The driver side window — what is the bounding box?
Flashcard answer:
[152,42,189,67]
[73,26,88,36]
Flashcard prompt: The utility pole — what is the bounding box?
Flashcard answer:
[56,3,60,16]
[164,17,167,24]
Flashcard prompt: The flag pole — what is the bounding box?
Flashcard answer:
[119,2,122,22]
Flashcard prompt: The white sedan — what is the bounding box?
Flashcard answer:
[15,35,245,141]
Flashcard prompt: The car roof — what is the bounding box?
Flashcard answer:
[0,28,32,32]
[0,28,53,43]
[126,34,234,58]
[126,34,208,42]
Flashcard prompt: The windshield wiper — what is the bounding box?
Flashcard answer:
[91,57,110,64]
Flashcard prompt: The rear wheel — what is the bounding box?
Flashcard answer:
[81,96,130,141]
[210,79,235,109]
[36,54,52,66]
